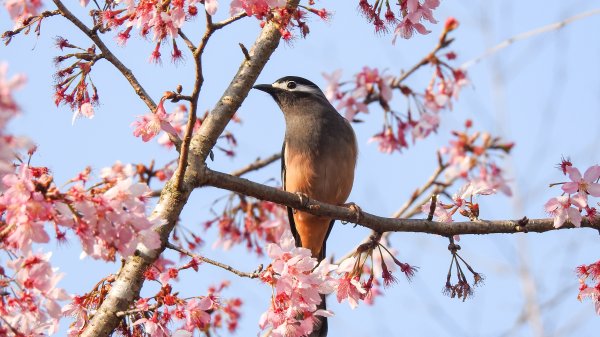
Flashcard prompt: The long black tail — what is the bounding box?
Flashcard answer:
[308,219,334,337]
[308,293,328,337]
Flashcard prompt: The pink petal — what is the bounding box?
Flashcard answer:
[567,207,582,227]
[204,0,219,16]
[588,183,600,197]
[553,210,567,228]
[561,182,579,194]
[584,165,600,182]
[571,193,588,208]
[567,166,582,182]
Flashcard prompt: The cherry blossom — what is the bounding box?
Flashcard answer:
[357,0,440,41]
[562,165,600,198]
[4,0,43,27]
[544,194,586,228]
[1,251,69,336]
[369,126,405,154]
[259,230,337,337]
[133,98,178,142]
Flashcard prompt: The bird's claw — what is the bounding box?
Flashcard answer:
[343,202,362,223]
[294,192,310,209]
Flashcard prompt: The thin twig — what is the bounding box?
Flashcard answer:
[1,9,61,43]
[173,11,215,190]
[166,242,262,278]
[231,153,281,177]
[116,304,160,318]
[178,29,196,53]
[392,154,447,218]
[212,12,248,30]
[461,8,600,69]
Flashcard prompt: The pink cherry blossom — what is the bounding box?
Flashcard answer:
[544,194,586,228]
[132,99,178,142]
[4,0,43,27]
[322,69,343,101]
[561,165,600,198]
[412,112,440,140]
[259,230,337,337]
[337,92,369,121]
[369,126,404,154]
[0,62,26,114]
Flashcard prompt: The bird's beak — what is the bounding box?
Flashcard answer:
[253,83,275,94]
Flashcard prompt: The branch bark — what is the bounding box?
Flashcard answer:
[79,1,300,335]
[201,167,600,235]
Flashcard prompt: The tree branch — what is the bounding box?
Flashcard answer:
[201,167,600,235]
[461,8,600,69]
[79,2,299,335]
[231,153,281,177]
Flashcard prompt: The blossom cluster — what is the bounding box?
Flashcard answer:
[259,231,416,337]
[0,62,31,177]
[4,0,44,28]
[545,159,600,228]
[132,100,239,157]
[90,0,206,62]
[0,251,70,336]
[204,197,288,254]
[323,18,466,154]
[0,62,70,336]
[336,237,416,308]
[53,37,100,123]
[230,0,332,40]
[577,260,600,315]
[64,256,242,336]
[357,0,441,41]
[421,121,513,223]
[1,163,161,260]
[259,230,336,337]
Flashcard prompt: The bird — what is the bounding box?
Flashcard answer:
[254,76,358,337]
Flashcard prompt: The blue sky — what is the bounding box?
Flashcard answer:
[2,0,600,336]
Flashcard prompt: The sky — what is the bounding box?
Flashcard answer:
[2,0,600,336]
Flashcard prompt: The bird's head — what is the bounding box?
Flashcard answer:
[253,76,329,111]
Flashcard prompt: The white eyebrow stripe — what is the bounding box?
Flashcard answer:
[272,81,326,97]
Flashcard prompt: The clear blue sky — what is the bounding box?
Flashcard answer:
[2,1,600,336]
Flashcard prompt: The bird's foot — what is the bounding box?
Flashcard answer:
[342,202,362,223]
[294,192,310,212]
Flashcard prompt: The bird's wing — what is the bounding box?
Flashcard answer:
[282,141,302,248]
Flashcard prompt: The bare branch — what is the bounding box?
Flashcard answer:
[461,8,600,69]
[392,154,447,218]
[178,29,196,53]
[201,167,600,236]
[1,10,60,44]
[166,242,262,279]
[212,12,248,30]
[231,153,281,177]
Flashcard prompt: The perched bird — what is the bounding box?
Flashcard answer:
[254,76,358,337]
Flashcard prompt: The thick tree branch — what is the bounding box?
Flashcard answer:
[201,167,600,235]
[79,1,299,335]
[52,0,157,111]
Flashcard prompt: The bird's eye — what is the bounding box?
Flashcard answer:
[287,81,297,89]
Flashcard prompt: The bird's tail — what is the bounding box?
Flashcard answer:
[309,236,330,337]
[308,293,328,337]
